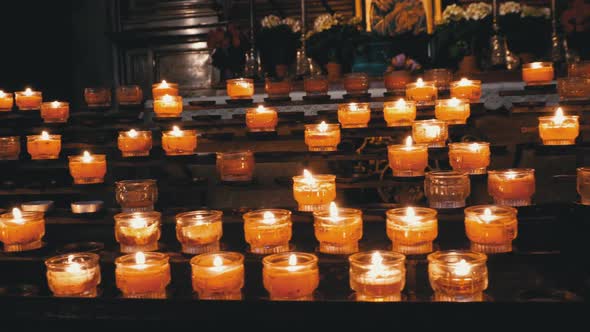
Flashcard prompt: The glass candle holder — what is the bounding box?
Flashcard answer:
[115,179,158,212]
[15,88,42,110]
[45,253,101,297]
[383,99,416,127]
[114,211,161,253]
[227,78,254,99]
[303,75,329,96]
[153,95,183,118]
[522,62,554,85]
[387,137,428,177]
[243,209,292,254]
[464,205,518,254]
[448,142,491,175]
[406,79,437,104]
[118,129,152,157]
[558,77,590,100]
[152,80,179,98]
[488,169,535,206]
[577,167,590,205]
[68,151,107,184]
[245,105,278,132]
[304,122,340,152]
[161,127,197,156]
[450,78,482,103]
[262,252,319,301]
[425,171,471,209]
[386,207,438,255]
[428,250,488,302]
[384,70,411,92]
[0,136,20,160]
[26,132,61,160]
[568,61,590,78]
[412,119,448,147]
[216,151,255,182]
[538,109,579,145]
[176,210,223,254]
[292,171,336,212]
[0,90,13,111]
[337,102,371,128]
[424,68,453,90]
[117,85,143,105]
[0,208,45,252]
[265,78,292,98]
[343,72,369,94]
[435,98,470,124]
[115,252,170,299]
[40,101,69,123]
[84,87,111,107]
[349,251,406,302]
[190,252,244,300]
[313,203,363,254]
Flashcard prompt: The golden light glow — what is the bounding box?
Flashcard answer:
[213,255,223,267]
[404,136,413,148]
[12,207,23,223]
[371,251,383,265]
[403,207,419,225]
[159,80,169,88]
[0,91,5,98]
[395,98,407,108]
[469,143,480,152]
[553,107,565,125]
[130,216,148,229]
[318,121,328,133]
[162,94,174,103]
[458,78,472,86]
[171,126,183,137]
[329,202,339,219]
[262,211,276,225]
[505,171,517,180]
[302,169,316,186]
[454,259,471,276]
[65,255,83,274]
[481,208,494,224]
[128,129,138,138]
[82,151,93,163]
[288,254,297,266]
[448,97,461,107]
[24,88,33,96]
[424,125,441,138]
[51,101,60,108]
[349,103,358,111]
[40,131,50,140]
[135,252,146,265]
[530,62,542,69]
[416,78,425,87]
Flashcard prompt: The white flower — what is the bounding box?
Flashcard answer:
[499,1,521,15]
[442,4,467,23]
[465,2,492,21]
[261,15,281,29]
[313,13,337,33]
[522,5,550,19]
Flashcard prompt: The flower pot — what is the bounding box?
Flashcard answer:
[327,62,342,82]
[275,64,289,79]
[457,56,479,75]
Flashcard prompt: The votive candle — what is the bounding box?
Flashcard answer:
[40,101,69,123]
[115,252,170,299]
[304,121,340,152]
[488,169,535,206]
[383,99,416,127]
[337,102,371,128]
[313,202,363,254]
[292,169,336,212]
[161,126,197,156]
[448,142,491,174]
[412,119,448,147]
[538,108,579,145]
[245,105,278,132]
[435,98,470,124]
[386,207,438,255]
[26,131,61,160]
[406,78,437,104]
[464,205,518,254]
[0,208,45,252]
[349,251,406,302]
[227,78,254,99]
[522,62,554,85]
[118,129,152,157]
[176,210,223,254]
[114,211,161,253]
[450,78,482,103]
[153,94,183,118]
[68,151,107,184]
[243,209,292,254]
[428,250,488,302]
[45,253,101,297]
[263,252,319,301]
[190,252,244,300]
[0,90,13,111]
[15,88,42,110]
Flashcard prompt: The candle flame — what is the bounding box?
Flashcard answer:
[424,125,441,138]
[12,207,23,223]
[371,251,383,265]
[302,169,316,185]
[469,143,480,152]
[458,78,471,86]
[505,171,517,180]
[162,94,174,103]
[318,121,328,133]
[128,129,138,138]
[403,207,419,225]
[256,105,268,113]
[329,202,339,219]
[395,98,407,108]
[213,255,223,267]
[160,80,169,88]
[237,81,251,89]
[448,97,461,107]
[262,211,276,225]
[65,255,83,274]
[482,208,494,224]
[416,78,424,87]
[404,136,413,148]
[41,131,50,140]
[553,107,565,125]
[135,252,146,265]
[24,88,33,96]
[0,91,5,98]
[130,216,148,229]
[51,101,60,108]
[171,126,183,137]
[530,62,542,69]
[454,259,471,276]
[82,151,92,163]
[349,103,358,111]
[288,254,297,266]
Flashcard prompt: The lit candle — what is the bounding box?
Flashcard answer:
[84,87,111,107]
[226,78,254,99]
[152,80,179,99]
[40,100,69,123]
[405,78,437,104]
[45,253,101,297]
[26,131,61,160]
[522,62,554,85]
[153,94,183,118]
[343,72,370,94]
[337,102,371,128]
[292,169,336,212]
[161,126,197,156]
[245,105,278,132]
[386,207,438,254]
[304,121,341,152]
[243,209,292,254]
[114,211,161,253]
[0,136,20,160]
[450,78,482,102]
[115,251,171,299]
[68,151,107,184]
[117,129,152,157]
[176,210,223,254]
[0,90,14,111]
[313,202,363,254]
[464,205,518,254]
[428,250,488,302]
[15,88,42,110]
[448,142,491,174]
[424,171,471,209]
[190,252,245,300]
[538,108,579,145]
[349,251,406,302]
[388,136,429,177]
[0,208,45,252]
[412,119,448,147]
[488,169,535,206]
[383,99,416,127]
[262,252,319,301]
[117,85,143,105]
[435,98,470,124]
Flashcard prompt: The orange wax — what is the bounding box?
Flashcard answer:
[115,254,170,296]
[0,91,14,111]
[292,175,336,209]
[227,79,254,99]
[435,99,470,124]
[406,85,437,103]
[539,121,579,144]
[383,100,416,126]
[522,63,554,85]
[488,171,535,202]
[153,95,183,117]
[304,76,329,95]
[448,143,490,174]
[68,154,107,184]
[450,83,481,103]
[162,129,197,156]
[40,102,69,123]
[177,222,222,246]
[115,224,160,248]
[0,213,45,250]
[15,91,42,110]
[245,107,278,132]
[27,134,61,160]
[304,132,340,150]
[244,223,292,249]
[314,218,362,245]
[243,210,292,253]
[388,144,428,177]
[118,131,152,157]
[152,81,179,99]
[191,253,244,297]
[465,216,517,245]
[387,220,437,247]
[337,103,371,128]
[262,253,319,300]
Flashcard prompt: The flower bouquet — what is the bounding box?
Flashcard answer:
[257,15,301,77]
[499,2,552,61]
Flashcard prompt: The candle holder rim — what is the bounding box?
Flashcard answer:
[425,170,469,178]
[386,206,438,218]
[405,81,436,88]
[45,252,100,268]
[115,251,169,266]
[176,210,223,224]
[538,115,579,121]
[26,134,61,140]
[522,61,553,69]
[413,119,447,125]
[115,179,157,186]
[348,250,405,266]
[154,94,182,101]
[464,205,518,217]
[383,99,417,107]
[68,154,106,161]
[262,252,318,267]
[577,167,590,172]
[387,142,428,150]
[427,250,487,264]
[152,82,179,88]
[162,129,197,136]
[0,210,44,220]
[114,211,162,223]
[292,174,336,182]
[343,72,369,79]
[15,90,42,95]
[338,102,371,109]
[226,78,254,84]
[0,136,19,141]
[312,207,362,218]
[304,123,340,130]
[488,168,535,175]
[41,101,69,106]
[246,106,278,112]
[435,98,470,105]
[450,79,482,85]
[118,130,152,136]
[242,208,292,219]
[189,251,244,266]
